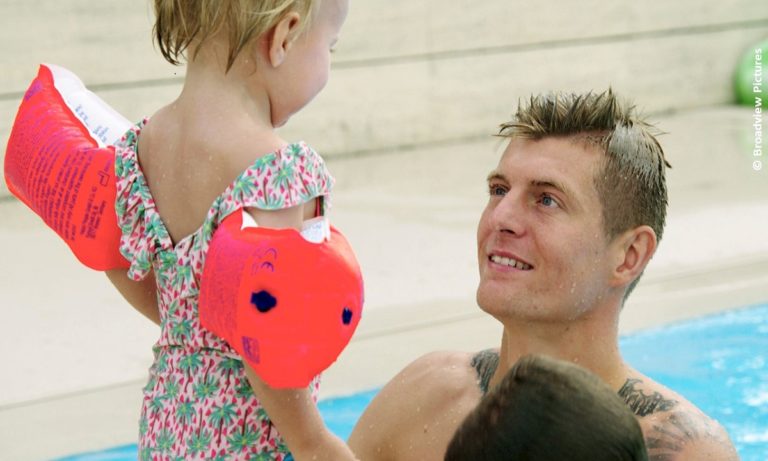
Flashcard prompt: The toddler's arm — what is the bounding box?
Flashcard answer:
[240,201,357,460]
[244,364,358,461]
[105,269,160,326]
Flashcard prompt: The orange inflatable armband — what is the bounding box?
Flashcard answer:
[199,211,364,388]
[4,64,129,270]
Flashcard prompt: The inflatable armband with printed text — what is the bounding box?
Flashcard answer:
[4,64,130,270]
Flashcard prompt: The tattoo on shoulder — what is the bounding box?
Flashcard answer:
[618,378,677,417]
[618,378,711,461]
[471,349,499,395]
[644,412,702,461]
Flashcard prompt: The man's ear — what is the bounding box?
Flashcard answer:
[609,225,657,289]
[267,12,302,67]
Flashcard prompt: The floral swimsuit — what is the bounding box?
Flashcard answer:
[114,119,333,460]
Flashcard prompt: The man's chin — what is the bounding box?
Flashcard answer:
[476,286,549,322]
[476,287,514,317]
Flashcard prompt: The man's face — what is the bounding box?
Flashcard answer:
[476,136,615,323]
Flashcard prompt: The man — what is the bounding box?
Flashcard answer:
[348,90,738,461]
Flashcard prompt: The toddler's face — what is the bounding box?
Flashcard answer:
[272,0,350,127]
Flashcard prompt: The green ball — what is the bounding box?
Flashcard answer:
[734,39,767,106]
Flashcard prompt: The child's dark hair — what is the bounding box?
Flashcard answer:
[445,354,648,461]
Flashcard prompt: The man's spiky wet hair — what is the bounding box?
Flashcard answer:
[499,89,671,297]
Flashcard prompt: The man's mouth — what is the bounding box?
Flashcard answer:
[490,254,533,271]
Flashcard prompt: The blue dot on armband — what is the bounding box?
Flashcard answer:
[251,290,277,313]
[342,307,353,325]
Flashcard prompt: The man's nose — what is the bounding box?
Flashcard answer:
[491,192,526,236]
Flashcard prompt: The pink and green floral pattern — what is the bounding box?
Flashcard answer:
[114,119,332,460]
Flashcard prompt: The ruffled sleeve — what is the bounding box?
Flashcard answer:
[114,120,170,280]
[222,142,335,217]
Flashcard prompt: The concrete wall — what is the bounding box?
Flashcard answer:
[2,0,767,198]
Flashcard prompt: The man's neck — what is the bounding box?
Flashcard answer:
[490,314,628,392]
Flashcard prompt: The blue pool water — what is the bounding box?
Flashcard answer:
[56,303,768,461]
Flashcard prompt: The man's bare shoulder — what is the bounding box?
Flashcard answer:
[620,371,738,461]
[401,350,486,395]
[361,349,483,416]
[349,350,484,461]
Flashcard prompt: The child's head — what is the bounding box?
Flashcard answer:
[153,0,315,70]
[445,354,648,461]
[153,0,348,126]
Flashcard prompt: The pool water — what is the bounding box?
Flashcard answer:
[56,303,768,461]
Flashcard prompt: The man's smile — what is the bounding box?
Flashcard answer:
[488,253,533,271]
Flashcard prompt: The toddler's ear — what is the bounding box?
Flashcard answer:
[268,12,302,67]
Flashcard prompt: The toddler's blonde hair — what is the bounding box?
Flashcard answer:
[153,0,315,71]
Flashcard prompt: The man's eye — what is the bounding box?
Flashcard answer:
[540,194,559,208]
[489,184,507,196]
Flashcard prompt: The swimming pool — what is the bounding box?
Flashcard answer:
[55,303,768,461]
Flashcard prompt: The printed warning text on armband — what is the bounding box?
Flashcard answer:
[73,104,91,131]
[11,85,117,246]
[79,186,99,239]
[27,121,95,241]
[30,126,67,227]
[79,190,106,240]
[92,125,110,145]
[55,148,88,241]
[59,152,76,238]
[7,124,35,187]
[11,100,63,198]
